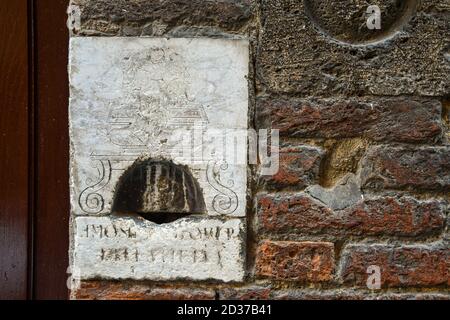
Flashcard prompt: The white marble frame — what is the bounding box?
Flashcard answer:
[69,37,249,282]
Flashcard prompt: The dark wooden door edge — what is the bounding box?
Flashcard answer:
[28,0,36,300]
[1,0,70,300]
[33,0,70,300]
[0,0,30,300]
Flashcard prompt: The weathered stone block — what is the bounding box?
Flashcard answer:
[361,146,450,191]
[69,0,253,35]
[258,0,449,96]
[70,37,249,217]
[69,37,249,282]
[73,217,245,282]
[306,173,362,211]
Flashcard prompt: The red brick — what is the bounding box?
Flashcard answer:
[255,241,334,282]
[73,281,215,300]
[340,244,449,288]
[361,146,450,191]
[259,146,324,190]
[257,194,445,237]
[257,97,442,143]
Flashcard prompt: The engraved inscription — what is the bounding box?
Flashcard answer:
[100,248,139,262]
[81,224,137,239]
[70,38,249,217]
[73,217,245,282]
[69,38,249,281]
[174,226,238,241]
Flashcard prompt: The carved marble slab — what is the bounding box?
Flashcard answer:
[73,217,245,282]
[69,37,249,282]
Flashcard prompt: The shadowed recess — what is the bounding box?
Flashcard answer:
[112,159,205,224]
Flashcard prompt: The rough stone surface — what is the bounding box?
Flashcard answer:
[303,0,418,45]
[306,174,362,211]
[270,290,450,301]
[217,287,450,300]
[257,193,445,238]
[75,282,450,300]
[257,97,443,143]
[67,0,450,300]
[255,241,335,282]
[258,0,450,96]
[361,146,450,192]
[444,100,450,143]
[340,244,450,288]
[69,0,253,35]
[74,281,216,300]
[218,286,272,300]
[69,37,249,282]
[73,217,245,282]
[258,145,325,191]
[69,37,249,218]
[320,138,369,188]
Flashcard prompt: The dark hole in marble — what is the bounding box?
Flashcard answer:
[112,159,205,224]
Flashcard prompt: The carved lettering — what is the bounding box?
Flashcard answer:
[74,217,245,281]
[82,224,137,239]
[148,248,210,265]
[174,227,238,241]
[100,248,139,262]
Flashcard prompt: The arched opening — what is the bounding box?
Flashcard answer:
[112,159,205,224]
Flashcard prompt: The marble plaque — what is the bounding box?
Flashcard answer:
[69,37,249,282]
[73,217,245,282]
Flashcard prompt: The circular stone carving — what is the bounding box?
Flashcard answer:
[304,0,418,45]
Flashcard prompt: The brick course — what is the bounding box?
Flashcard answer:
[257,194,446,238]
[340,244,449,288]
[361,146,450,192]
[257,97,443,143]
[74,282,216,300]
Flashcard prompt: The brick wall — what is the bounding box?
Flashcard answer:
[70,0,449,300]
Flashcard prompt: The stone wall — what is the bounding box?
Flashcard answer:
[69,0,449,300]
